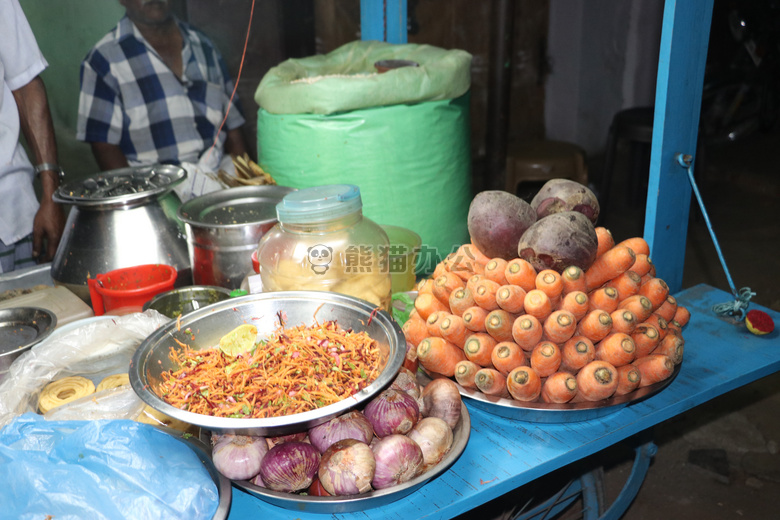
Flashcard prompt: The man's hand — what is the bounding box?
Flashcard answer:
[32,196,65,262]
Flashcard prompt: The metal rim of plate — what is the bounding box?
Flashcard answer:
[438,365,681,423]
[0,307,57,355]
[224,403,470,514]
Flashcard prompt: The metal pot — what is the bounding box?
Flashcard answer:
[51,165,192,302]
[177,185,294,290]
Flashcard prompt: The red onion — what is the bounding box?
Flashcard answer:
[403,340,419,373]
[363,388,419,438]
[307,475,332,496]
[211,434,268,481]
[407,417,454,470]
[391,366,422,401]
[267,431,308,449]
[371,434,424,490]
[421,378,462,429]
[308,411,374,454]
[258,441,321,492]
[318,438,376,496]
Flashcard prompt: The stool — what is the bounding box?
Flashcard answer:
[598,107,654,213]
[505,140,588,199]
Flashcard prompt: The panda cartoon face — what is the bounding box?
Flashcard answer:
[307,244,333,274]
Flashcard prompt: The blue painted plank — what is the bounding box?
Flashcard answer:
[360,0,385,42]
[385,0,408,44]
[229,284,780,519]
[645,0,714,293]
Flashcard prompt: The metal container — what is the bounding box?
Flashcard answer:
[130,291,405,436]
[143,285,233,319]
[0,307,56,382]
[51,165,191,301]
[177,185,294,290]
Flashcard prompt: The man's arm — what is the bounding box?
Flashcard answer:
[90,142,130,171]
[224,127,248,159]
[12,76,65,262]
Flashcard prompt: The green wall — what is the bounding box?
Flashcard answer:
[20,1,125,181]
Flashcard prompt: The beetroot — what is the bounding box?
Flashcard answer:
[530,179,600,225]
[517,211,598,273]
[467,191,537,260]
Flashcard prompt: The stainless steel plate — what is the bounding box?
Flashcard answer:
[0,307,57,359]
[227,403,470,513]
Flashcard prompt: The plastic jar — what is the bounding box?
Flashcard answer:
[256,185,393,310]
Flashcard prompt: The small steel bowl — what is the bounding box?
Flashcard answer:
[142,285,233,319]
[130,291,405,437]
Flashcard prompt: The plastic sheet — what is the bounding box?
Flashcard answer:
[0,413,218,520]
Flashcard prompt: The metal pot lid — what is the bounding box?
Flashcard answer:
[54,164,186,207]
[177,185,295,229]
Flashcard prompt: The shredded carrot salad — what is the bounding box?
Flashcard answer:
[157,320,382,418]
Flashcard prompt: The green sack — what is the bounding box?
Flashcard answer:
[255,40,472,115]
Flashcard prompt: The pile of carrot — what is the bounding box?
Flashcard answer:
[403,229,689,404]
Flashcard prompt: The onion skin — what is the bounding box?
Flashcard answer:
[363,388,419,438]
[258,441,321,492]
[371,434,424,490]
[211,434,269,481]
[407,417,454,470]
[391,366,422,401]
[308,410,374,454]
[318,439,376,496]
[420,378,462,429]
[267,432,307,449]
[403,341,419,372]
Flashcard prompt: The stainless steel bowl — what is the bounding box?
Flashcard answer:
[142,285,233,319]
[0,307,57,382]
[130,291,405,436]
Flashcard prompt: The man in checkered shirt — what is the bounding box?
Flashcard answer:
[76,0,248,172]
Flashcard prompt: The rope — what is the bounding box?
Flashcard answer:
[676,154,755,320]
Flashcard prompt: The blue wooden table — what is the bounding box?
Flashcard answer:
[227,283,780,519]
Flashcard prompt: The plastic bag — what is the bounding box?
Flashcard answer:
[0,413,219,520]
[0,311,170,429]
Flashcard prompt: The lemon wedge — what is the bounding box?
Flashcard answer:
[219,324,258,356]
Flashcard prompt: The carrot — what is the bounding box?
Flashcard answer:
[473,279,501,311]
[454,360,481,389]
[463,333,497,367]
[595,226,615,257]
[594,332,636,367]
[652,333,684,365]
[511,314,544,351]
[638,277,669,311]
[474,368,510,398]
[615,365,642,395]
[504,258,537,292]
[639,272,654,286]
[414,292,450,321]
[610,308,638,335]
[585,245,637,292]
[560,336,596,373]
[631,323,661,358]
[557,291,590,322]
[449,287,476,316]
[643,313,669,340]
[542,309,577,344]
[530,340,561,378]
[417,278,435,296]
[462,306,489,332]
[432,259,449,280]
[495,284,527,314]
[523,289,553,322]
[484,258,509,286]
[485,309,518,343]
[438,314,469,348]
[573,360,619,401]
[465,242,491,268]
[506,366,542,402]
[655,295,678,323]
[491,341,528,376]
[666,320,683,337]
[616,236,650,257]
[432,271,465,306]
[466,274,484,295]
[425,311,448,337]
[631,254,655,278]
[575,309,613,343]
[452,244,488,278]
[535,269,563,305]
[416,337,467,377]
[541,371,578,403]
[588,286,620,313]
[672,305,691,327]
[402,315,428,347]
[561,265,588,295]
[632,354,674,387]
[605,270,642,301]
[618,294,654,322]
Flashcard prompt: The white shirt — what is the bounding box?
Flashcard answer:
[0,0,49,245]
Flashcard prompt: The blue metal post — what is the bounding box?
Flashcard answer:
[645,0,714,293]
[360,0,408,43]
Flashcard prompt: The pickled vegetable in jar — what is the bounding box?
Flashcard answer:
[256,185,393,310]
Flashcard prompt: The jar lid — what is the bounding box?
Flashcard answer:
[276,184,362,224]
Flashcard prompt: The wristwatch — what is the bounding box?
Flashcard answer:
[33,163,65,183]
